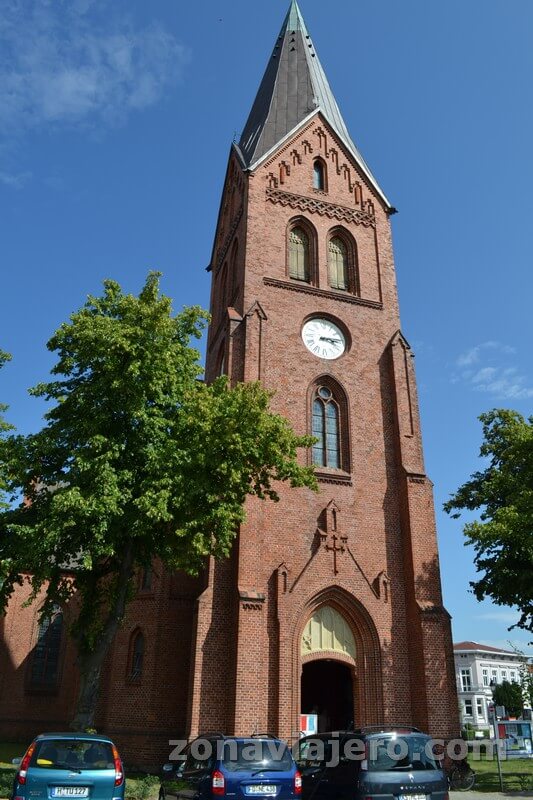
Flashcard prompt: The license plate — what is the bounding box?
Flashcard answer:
[398,795,427,800]
[245,786,276,795]
[51,788,89,797]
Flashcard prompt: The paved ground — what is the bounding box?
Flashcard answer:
[450,793,532,799]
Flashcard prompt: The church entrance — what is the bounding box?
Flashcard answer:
[301,660,354,732]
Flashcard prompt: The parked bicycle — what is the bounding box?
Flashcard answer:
[447,758,476,791]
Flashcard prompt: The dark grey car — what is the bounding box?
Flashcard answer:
[297,727,448,800]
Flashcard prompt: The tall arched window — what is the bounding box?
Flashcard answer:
[289,226,310,281]
[313,160,326,191]
[140,566,152,591]
[312,386,340,468]
[29,605,63,690]
[328,237,348,290]
[129,631,144,680]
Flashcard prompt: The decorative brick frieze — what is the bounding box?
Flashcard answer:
[266,188,375,227]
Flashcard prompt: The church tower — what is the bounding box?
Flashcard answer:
[191,1,459,740]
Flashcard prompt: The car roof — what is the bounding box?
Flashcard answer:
[305,728,427,738]
[35,732,114,743]
[197,735,284,743]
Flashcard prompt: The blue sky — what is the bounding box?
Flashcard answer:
[1,0,532,654]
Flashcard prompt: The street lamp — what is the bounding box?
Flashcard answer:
[489,679,504,791]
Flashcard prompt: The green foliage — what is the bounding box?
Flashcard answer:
[0,274,317,664]
[508,643,533,707]
[492,679,524,717]
[126,775,159,800]
[444,409,533,638]
[0,768,15,798]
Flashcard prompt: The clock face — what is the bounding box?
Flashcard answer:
[301,318,346,360]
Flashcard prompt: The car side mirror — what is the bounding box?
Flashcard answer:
[12,758,22,766]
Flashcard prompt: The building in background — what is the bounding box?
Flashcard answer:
[454,641,531,733]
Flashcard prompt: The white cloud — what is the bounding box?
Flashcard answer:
[453,342,533,400]
[477,611,521,624]
[0,1,189,137]
[456,341,516,368]
[0,170,32,188]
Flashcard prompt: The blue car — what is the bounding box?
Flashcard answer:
[12,732,125,800]
[160,735,301,800]
[297,727,448,800]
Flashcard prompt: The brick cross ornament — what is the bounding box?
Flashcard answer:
[325,533,348,575]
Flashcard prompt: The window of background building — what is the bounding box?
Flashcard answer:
[461,669,472,692]
[464,700,473,716]
[482,668,489,686]
[476,698,484,719]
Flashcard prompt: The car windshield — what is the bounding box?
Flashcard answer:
[367,736,438,772]
[221,741,293,772]
[30,740,114,771]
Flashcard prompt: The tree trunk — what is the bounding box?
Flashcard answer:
[71,543,134,731]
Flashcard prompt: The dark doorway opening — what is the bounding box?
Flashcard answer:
[301,660,354,732]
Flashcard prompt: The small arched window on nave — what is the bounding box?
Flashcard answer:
[29,604,63,691]
[129,630,145,681]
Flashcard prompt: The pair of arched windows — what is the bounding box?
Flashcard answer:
[288,222,357,293]
[310,380,348,472]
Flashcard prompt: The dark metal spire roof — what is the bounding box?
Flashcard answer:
[237,1,391,208]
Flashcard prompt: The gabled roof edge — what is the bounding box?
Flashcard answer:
[244,110,394,212]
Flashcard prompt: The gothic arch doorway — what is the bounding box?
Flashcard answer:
[300,604,357,732]
[301,660,354,732]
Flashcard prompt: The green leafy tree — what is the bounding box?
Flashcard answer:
[444,409,533,638]
[0,273,317,729]
[509,644,533,708]
[492,680,524,718]
[0,349,14,511]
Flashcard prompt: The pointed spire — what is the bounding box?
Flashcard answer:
[237,1,390,208]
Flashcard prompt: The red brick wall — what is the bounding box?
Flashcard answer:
[0,111,459,769]
[202,112,459,741]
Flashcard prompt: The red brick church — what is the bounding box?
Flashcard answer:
[0,1,459,765]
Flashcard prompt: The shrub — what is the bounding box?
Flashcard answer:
[126,775,159,800]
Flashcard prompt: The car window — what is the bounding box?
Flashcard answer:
[184,742,215,773]
[30,740,114,771]
[221,741,293,772]
[297,738,329,769]
[367,736,438,772]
